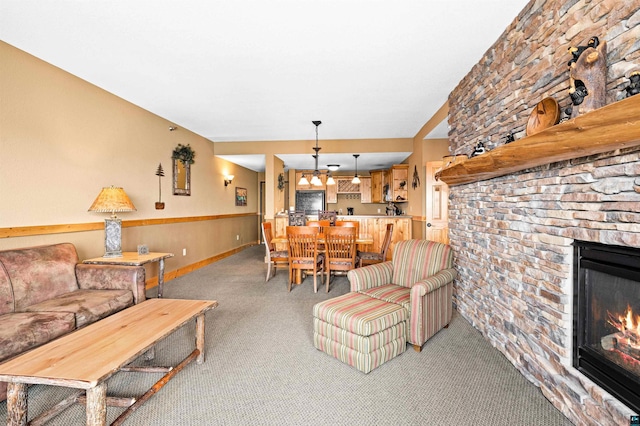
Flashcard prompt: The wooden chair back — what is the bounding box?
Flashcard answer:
[324,226,357,292]
[307,220,330,229]
[380,223,394,260]
[262,222,276,252]
[288,210,306,226]
[262,222,288,281]
[318,210,338,226]
[285,226,324,292]
[335,220,359,236]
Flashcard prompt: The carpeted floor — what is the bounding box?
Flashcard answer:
[0,245,573,425]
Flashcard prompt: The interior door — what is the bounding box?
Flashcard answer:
[425,161,449,244]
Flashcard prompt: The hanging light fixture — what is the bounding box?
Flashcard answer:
[298,120,335,186]
[352,154,361,184]
[326,173,335,185]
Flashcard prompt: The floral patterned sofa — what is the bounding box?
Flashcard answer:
[0,243,146,400]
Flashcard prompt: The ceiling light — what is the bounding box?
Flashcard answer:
[298,120,324,187]
[327,164,340,171]
[352,154,361,184]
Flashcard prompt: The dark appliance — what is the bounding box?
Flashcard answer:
[295,190,325,215]
[346,207,354,215]
[573,240,640,413]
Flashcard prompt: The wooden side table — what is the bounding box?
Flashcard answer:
[83,252,174,298]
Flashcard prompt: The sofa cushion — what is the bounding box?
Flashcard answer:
[0,243,80,311]
[358,283,411,312]
[25,289,133,327]
[0,312,76,362]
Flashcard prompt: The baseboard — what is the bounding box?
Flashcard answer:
[145,243,257,289]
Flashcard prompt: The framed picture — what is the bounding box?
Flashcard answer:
[235,187,247,206]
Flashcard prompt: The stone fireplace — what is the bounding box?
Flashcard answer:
[443,1,640,424]
[573,240,640,414]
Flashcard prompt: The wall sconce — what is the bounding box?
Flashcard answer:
[224,175,234,187]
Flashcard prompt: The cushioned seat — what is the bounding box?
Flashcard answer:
[313,292,407,373]
[0,312,75,362]
[25,289,133,327]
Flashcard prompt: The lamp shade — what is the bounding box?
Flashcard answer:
[88,186,136,215]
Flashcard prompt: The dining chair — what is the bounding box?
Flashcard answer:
[324,226,358,292]
[288,210,306,226]
[286,226,325,293]
[358,223,393,267]
[261,222,289,282]
[307,220,331,228]
[335,220,359,237]
[318,210,338,226]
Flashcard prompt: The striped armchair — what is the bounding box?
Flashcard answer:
[347,239,457,352]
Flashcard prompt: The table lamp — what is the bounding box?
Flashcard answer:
[88,186,137,257]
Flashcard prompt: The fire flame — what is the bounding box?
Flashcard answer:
[607,304,640,348]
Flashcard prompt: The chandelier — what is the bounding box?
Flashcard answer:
[298,120,336,186]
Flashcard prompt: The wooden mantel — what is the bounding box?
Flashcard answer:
[437,94,640,185]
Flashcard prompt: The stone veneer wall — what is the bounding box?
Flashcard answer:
[447,1,640,425]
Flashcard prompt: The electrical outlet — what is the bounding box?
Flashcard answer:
[236,235,240,241]
[182,248,187,256]
[377,208,381,213]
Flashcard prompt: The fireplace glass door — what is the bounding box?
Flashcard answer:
[574,240,640,413]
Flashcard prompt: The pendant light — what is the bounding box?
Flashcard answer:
[298,120,335,186]
[352,154,361,184]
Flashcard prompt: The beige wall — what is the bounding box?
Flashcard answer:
[0,41,259,276]
[407,138,449,239]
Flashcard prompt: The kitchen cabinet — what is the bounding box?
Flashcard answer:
[336,178,360,194]
[389,164,408,202]
[359,176,372,203]
[326,181,337,203]
[370,170,384,203]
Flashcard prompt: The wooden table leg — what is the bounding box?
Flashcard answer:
[7,383,28,426]
[157,258,166,298]
[196,313,205,364]
[85,383,107,426]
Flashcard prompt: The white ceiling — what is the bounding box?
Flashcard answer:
[0,0,529,172]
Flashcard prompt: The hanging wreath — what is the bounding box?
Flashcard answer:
[172,144,196,165]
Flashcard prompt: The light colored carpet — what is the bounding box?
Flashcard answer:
[0,245,572,425]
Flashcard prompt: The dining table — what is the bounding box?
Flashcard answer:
[271,233,373,285]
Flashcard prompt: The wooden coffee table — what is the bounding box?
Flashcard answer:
[0,298,217,426]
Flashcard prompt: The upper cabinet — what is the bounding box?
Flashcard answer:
[389,164,408,202]
[359,176,372,203]
[336,178,360,194]
[370,170,384,203]
[326,181,337,203]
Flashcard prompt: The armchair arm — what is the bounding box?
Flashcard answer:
[410,268,457,297]
[408,268,457,349]
[347,261,393,292]
[76,264,146,304]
